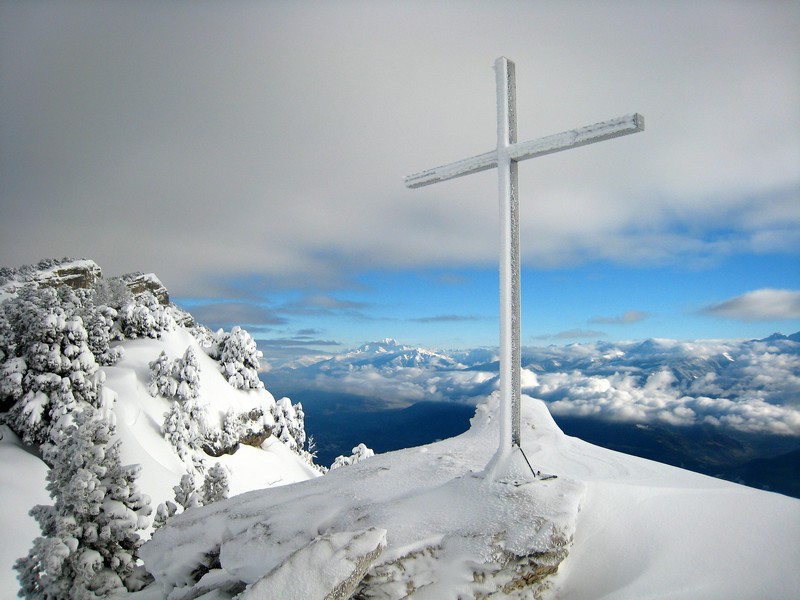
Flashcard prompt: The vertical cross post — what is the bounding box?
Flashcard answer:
[495,58,522,454]
[404,57,643,479]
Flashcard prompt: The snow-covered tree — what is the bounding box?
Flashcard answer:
[172,473,200,512]
[200,463,230,505]
[3,287,103,445]
[216,326,264,390]
[15,407,151,598]
[80,303,123,367]
[160,348,207,467]
[271,397,306,450]
[91,277,132,311]
[119,292,174,339]
[151,501,177,532]
[147,351,177,398]
[331,443,375,470]
[175,347,200,402]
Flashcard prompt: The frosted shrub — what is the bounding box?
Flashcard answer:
[175,347,201,402]
[158,347,208,466]
[148,351,177,398]
[173,473,200,511]
[217,326,264,390]
[271,397,306,450]
[149,347,201,401]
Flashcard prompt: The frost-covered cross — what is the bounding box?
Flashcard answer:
[404,57,643,480]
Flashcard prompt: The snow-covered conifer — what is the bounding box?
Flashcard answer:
[147,350,177,398]
[175,346,201,402]
[200,463,230,505]
[152,501,177,531]
[217,326,264,390]
[173,473,200,511]
[271,397,306,450]
[4,287,102,445]
[92,277,132,311]
[119,292,174,339]
[15,407,151,598]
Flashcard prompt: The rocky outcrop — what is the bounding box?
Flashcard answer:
[0,258,171,307]
[0,258,102,299]
[119,271,170,305]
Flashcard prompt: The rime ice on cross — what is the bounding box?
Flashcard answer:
[404,57,644,482]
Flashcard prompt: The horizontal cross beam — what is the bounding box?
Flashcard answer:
[404,113,644,189]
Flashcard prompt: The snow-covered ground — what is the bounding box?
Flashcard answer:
[139,394,800,599]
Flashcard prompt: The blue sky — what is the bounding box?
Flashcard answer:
[1,1,798,354]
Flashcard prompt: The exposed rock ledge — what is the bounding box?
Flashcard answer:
[0,258,169,305]
[140,397,584,599]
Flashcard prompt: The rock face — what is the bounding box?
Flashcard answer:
[119,271,170,305]
[0,258,102,299]
[0,258,170,306]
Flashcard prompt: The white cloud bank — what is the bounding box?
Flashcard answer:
[268,335,800,437]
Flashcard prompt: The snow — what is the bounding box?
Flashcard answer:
[0,426,51,593]
[139,394,800,599]
[239,528,387,600]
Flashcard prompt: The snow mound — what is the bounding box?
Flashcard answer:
[140,395,584,599]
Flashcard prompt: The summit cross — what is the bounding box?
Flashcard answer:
[404,57,644,479]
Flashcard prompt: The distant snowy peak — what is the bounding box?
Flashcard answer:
[760,331,800,343]
[316,339,465,372]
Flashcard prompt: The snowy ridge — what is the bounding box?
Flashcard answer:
[139,394,800,599]
[140,395,584,599]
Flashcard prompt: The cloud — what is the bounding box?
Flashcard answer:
[702,289,800,321]
[532,329,608,341]
[411,314,484,323]
[257,338,341,347]
[266,334,800,436]
[181,301,287,331]
[0,2,797,298]
[590,310,650,325]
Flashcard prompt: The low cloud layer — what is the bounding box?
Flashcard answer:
[265,335,800,437]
